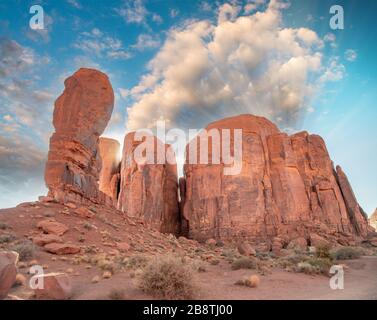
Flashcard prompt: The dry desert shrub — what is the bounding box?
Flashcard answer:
[296,257,332,275]
[315,244,332,259]
[235,274,260,288]
[330,247,363,260]
[108,289,125,300]
[0,233,16,244]
[231,256,259,270]
[138,255,196,300]
[123,254,150,269]
[11,240,35,261]
[0,222,9,230]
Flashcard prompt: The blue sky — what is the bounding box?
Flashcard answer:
[0,0,376,214]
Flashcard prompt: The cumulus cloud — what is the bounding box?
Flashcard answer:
[0,134,47,208]
[345,49,357,62]
[25,13,54,43]
[132,34,161,51]
[74,28,131,60]
[126,0,341,131]
[0,38,54,207]
[116,0,162,26]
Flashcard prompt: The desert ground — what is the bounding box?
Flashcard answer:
[1,200,376,300]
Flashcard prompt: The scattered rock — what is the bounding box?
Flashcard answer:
[116,242,131,252]
[0,251,18,299]
[237,242,256,256]
[102,271,112,279]
[44,243,80,255]
[74,207,94,219]
[310,233,330,248]
[206,239,217,248]
[91,275,100,283]
[14,274,26,286]
[33,234,63,246]
[37,220,68,236]
[66,203,77,209]
[34,273,72,300]
[287,237,308,251]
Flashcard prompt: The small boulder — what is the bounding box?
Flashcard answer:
[205,239,217,248]
[37,220,68,236]
[0,251,19,299]
[287,237,308,251]
[310,233,330,248]
[237,242,256,256]
[33,234,63,247]
[271,237,283,254]
[34,273,72,300]
[116,242,131,252]
[74,207,94,219]
[44,243,80,255]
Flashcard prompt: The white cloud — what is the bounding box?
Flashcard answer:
[74,28,131,60]
[319,57,345,82]
[152,13,163,24]
[25,13,54,43]
[132,34,161,51]
[126,0,343,131]
[116,0,163,26]
[324,32,337,48]
[199,1,212,12]
[67,0,82,9]
[345,49,357,62]
[170,9,179,18]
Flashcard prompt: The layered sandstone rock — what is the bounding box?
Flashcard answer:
[0,251,18,300]
[370,209,377,231]
[98,137,120,203]
[44,68,114,205]
[117,132,180,234]
[181,114,369,246]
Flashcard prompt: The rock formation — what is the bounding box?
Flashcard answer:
[181,114,369,246]
[44,68,114,205]
[370,209,377,231]
[117,132,180,234]
[0,251,18,299]
[98,137,120,203]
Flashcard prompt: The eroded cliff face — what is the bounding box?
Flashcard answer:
[117,132,180,234]
[98,137,120,204]
[370,209,377,231]
[181,114,369,246]
[44,68,114,205]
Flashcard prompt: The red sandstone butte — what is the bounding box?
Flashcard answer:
[369,209,377,231]
[98,137,120,202]
[181,114,369,246]
[117,132,180,234]
[44,68,114,205]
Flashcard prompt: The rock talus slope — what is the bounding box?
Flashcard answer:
[181,114,369,245]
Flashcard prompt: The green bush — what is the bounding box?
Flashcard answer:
[138,255,196,300]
